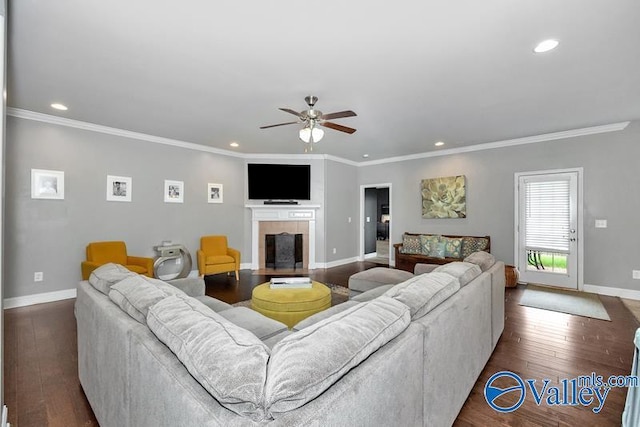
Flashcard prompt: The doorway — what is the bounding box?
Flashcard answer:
[360,184,392,265]
[514,169,583,289]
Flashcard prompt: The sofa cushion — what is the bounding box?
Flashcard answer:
[109,275,182,323]
[383,272,460,319]
[464,251,496,271]
[194,295,233,312]
[217,307,288,340]
[264,296,410,415]
[442,237,463,258]
[348,267,414,294]
[400,234,422,254]
[433,262,482,287]
[147,295,270,420]
[350,284,395,302]
[206,255,235,265]
[292,300,361,331]
[88,263,136,295]
[461,236,490,258]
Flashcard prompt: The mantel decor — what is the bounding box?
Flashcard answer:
[421,175,466,219]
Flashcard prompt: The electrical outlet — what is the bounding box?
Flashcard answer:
[595,219,607,228]
[633,270,640,280]
[332,248,337,254]
[34,272,43,282]
[366,216,371,222]
[348,217,352,223]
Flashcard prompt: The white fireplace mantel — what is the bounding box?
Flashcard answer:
[246,204,321,270]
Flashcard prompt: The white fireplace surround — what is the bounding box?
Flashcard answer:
[246,205,321,270]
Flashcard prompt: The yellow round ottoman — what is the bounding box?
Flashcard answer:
[251,281,331,329]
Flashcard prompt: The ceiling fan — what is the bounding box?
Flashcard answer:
[260,96,357,144]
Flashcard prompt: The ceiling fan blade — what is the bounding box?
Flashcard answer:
[279,108,303,118]
[259,121,299,129]
[321,121,357,134]
[321,110,357,120]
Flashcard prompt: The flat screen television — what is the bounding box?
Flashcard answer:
[247,163,311,201]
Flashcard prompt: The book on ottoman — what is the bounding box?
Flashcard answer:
[270,277,312,289]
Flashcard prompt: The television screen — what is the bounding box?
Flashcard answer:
[247,164,311,200]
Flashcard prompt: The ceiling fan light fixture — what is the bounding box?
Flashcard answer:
[299,125,324,143]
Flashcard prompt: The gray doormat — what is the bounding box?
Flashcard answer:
[519,284,610,321]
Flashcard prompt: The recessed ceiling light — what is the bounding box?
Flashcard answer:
[435,141,445,147]
[51,103,68,111]
[362,154,369,158]
[229,142,239,148]
[533,39,559,53]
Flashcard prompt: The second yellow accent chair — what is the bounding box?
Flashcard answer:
[197,235,241,280]
[81,241,154,280]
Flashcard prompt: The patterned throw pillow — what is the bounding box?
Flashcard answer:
[419,235,441,255]
[401,234,422,254]
[428,240,446,259]
[443,237,463,258]
[461,237,489,258]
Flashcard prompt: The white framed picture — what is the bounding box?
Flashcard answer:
[106,175,132,202]
[164,180,184,203]
[208,183,223,204]
[31,169,65,200]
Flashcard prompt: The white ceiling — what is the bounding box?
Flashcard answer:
[7,0,640,162]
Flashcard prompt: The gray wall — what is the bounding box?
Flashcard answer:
[358,120,640,291]
[324,160,359,262]
[5,116,245,298]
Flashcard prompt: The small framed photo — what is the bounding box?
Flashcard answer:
[31,169,65,200]
[106,175,132,202]
[164,180,184,203]
[208,183,223,204]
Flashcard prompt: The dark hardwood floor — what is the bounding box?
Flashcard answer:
[3,263,638,426]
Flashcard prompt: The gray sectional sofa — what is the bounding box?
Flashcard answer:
[75,253,504,427]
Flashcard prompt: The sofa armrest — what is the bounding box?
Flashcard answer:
[127,256,154,277]
[196,249,206,276]
[167,277,205,297]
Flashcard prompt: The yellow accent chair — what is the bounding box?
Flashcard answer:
[81,241,154,280]
[197,235,241,280]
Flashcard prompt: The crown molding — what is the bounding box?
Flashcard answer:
[358,121,630,167]
[7,108,245,158]
[8,108,630,167]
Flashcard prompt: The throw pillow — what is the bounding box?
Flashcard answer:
[442,237,463,258]
[463,251,496,271]
[433,262,482,287]
[265,297,410,415]
[88,263,136,295]
[109,275,177,323]
[383,272,460,319]
[428,240,446,259]
[401,234,422,254]
[419,234,441,255]
[461,237,489,258]
[147,295,270,420]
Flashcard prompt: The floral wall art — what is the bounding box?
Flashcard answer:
[421,175,466,218]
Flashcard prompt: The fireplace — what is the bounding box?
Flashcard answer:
[247,204,320,270]
[265,233,303,269]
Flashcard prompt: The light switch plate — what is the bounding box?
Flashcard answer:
[633,270,640,280]
[595,219,607,228]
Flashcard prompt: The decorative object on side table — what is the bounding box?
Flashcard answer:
[153,243,192,280]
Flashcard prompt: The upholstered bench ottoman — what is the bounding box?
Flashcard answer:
[251,281,331,329]
[348,267,414,297]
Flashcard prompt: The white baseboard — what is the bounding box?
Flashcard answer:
[364,252,378,259]
[583,283,640,300]
[240,263,252,271]
[4,288,77,309]
[320,256,360,269]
